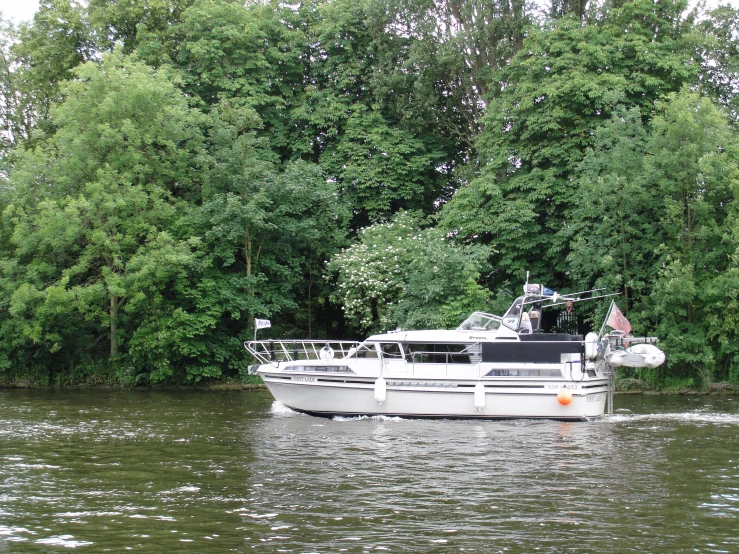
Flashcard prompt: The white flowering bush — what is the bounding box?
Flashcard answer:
[326,211,491,333]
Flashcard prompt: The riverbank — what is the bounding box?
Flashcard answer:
[615,379,739,395]
[617,388,739,396]
[0,379,267,391]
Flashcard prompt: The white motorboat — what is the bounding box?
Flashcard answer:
[245,281,664,420]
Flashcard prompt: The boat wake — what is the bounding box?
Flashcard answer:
[270,401,302,416]
[333,415,406,422]
[609,412,739,425]
[269,401,405,421]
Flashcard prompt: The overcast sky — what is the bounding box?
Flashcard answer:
[0,0,737,27]
[1,0,40,24]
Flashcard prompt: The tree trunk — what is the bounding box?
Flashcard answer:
[324,296,334,338]
[621,214,629,313]
[307,270,314,339]
[245,225,252,279]
[110,294,119,359]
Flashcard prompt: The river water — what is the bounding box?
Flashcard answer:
[1,390,737,553]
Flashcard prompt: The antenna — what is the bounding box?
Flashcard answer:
[520,291,620,308]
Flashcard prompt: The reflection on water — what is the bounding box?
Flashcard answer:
[0,390,738,552]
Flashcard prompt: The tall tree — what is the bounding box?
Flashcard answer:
[388,0,533,149]
[0,18,33,169]
[694,5,739,123]
[170,0,289,110]
[644,91,737,385]
[191,100,350,341]
[88,0,195,55]
[440,0,696,288]
[549,0,588,20]
[568,90,738,386]
[0,51,207,381]
[568,107,659,314]
[11,0,95,138]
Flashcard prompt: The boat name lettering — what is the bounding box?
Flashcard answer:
[469,336,487,340]
[292,375,317,383]
[586,395,603,403]
[546,384,578,390]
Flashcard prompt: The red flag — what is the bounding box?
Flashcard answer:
[606,303,631,335]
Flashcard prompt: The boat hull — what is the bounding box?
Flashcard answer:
[261,375,608,420]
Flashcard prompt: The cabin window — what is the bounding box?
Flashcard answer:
[380,343,404,359]
[284,365,355,374]
[405,343,472,364]
[352,343,379,358]
[485,369,562,378]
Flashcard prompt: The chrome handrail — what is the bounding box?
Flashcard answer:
[244,339,362,365]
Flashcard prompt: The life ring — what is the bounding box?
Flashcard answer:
[319,346,335,360]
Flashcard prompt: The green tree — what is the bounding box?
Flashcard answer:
[567,90,739,387]
[199,101,349,339]
[171,0,289,111]
[327,211,490,334]
[710,208,739,385]
[440,0,696,287]
[321,107,447,223]
[389,0,532,149]
[568,107,659,314]
[0,51,207,381]
[288,0,453,225]
[11,0,95,138]
[88,0,195,55]
[644,91,737,384]
[694,5,739,123]
[0,17,33,170]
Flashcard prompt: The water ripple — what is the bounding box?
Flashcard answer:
[610,412,739,425]
[1,390,738,552]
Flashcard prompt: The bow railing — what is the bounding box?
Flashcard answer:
[244,340,362,365]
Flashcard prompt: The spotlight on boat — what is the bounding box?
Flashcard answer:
[557,389,573,406]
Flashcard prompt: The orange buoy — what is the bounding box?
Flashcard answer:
[557,388,573,406]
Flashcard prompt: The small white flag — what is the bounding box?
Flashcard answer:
[255,319,271,330]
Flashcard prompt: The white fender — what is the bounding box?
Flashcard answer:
[474,382,486,410]
[584,332,599,360]
[374,376,387,404]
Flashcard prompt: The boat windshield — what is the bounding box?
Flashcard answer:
[345,343,379,358]
[456,312,502,332]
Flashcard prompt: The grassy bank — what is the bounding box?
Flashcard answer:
[615,377,738,395]
[0,375,266,391]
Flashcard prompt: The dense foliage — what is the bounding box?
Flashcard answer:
[0,0,737,388]
[326,211,491,333]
